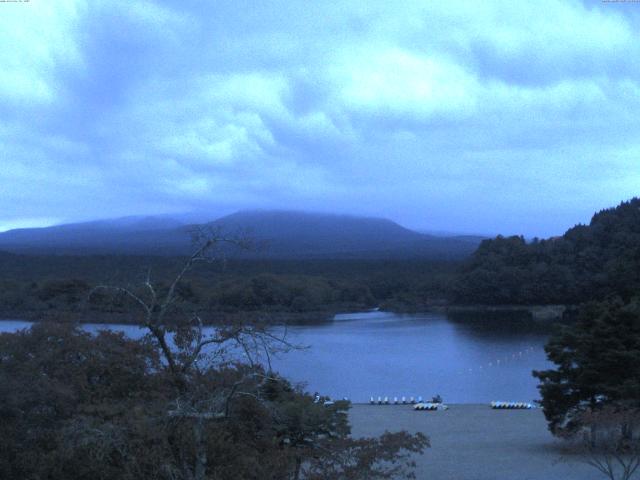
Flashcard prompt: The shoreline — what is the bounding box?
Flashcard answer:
[0,303,571,326]
[444,304,570,322]
[0,309,338,326]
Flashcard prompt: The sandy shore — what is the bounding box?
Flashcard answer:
[349,404,603,480]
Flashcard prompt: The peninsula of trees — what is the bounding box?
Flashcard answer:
[452,198,640,306]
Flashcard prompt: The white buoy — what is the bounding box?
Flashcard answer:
[402,396,406,404]
[417,396,423,403]
[370,396,375,404]
[377,396,382,404]
[384,396,389,405]
[393,396,398,404]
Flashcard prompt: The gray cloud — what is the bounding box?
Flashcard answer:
[1,0,639,235]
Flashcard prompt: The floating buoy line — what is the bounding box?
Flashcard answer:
[357,346,543,407]
[459,345,539,375]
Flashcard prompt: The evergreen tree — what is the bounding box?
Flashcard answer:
[533,299,640,434]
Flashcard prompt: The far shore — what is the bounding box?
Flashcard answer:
[349,404,600,480]
[0,309,337,326]
[0,303,572,326]
[442,303,571,322]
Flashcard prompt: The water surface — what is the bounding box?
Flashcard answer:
[0,311,551,403]
[271,311,550,403]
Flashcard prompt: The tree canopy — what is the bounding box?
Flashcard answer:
[453,198,640,305]
[533,299,640,434]
[0,323,428,479]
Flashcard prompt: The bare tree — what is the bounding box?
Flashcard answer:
[566,406,640,480]
[89,227,296,480]
[84,227,427,480]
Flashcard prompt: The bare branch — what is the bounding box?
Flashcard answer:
[90,285,152,318]
[144,268,158,310]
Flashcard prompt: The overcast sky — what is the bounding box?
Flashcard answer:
[1,0,639,236]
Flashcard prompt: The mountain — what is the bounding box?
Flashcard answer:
[0,210,483,259]
[0,216,190,255]
[208,210,483,259]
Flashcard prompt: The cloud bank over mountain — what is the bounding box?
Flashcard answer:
[2,0,639,236]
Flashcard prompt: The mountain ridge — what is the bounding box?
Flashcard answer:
[0,210,484,259]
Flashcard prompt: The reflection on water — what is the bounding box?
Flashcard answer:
[0,311,552,403]
[270,311,551,403]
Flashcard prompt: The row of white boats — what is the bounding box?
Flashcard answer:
[368,397,535,410]
[369,396,429,405]
[490,401,534,409]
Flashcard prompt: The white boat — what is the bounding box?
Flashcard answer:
[490,401,533,409]
[414,402,449,411]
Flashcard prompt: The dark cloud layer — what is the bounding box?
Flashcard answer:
[1,0,639,236]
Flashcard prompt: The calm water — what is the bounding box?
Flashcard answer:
[0,311,551,403]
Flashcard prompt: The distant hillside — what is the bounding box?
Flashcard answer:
[452,198,640,305]
[0,216,189,255]
[208,210,481,259]
[0,210,482,259]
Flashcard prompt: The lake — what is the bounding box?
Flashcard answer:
[0,311,552,403]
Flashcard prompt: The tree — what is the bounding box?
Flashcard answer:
[0,229,429,479]
[303,431,428,480]
[533,299,640,435]
[565,406,640,480]
[89,228,301,479]
[261,377,428,480]
[0,323,168,479]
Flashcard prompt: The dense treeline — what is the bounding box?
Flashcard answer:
[4,198,640,316]
[452,198,640,305]
[0,254,456,322]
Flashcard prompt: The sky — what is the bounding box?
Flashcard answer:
[1,0,639,237]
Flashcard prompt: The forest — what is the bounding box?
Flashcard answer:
[451,198,640,306]
[2,199,640,323]
[0,254,457,324]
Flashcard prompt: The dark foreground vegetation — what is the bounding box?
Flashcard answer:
[533,298,640,480]
[534,299,640,434]
[0,323,427,480]
[0,236,428,480]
